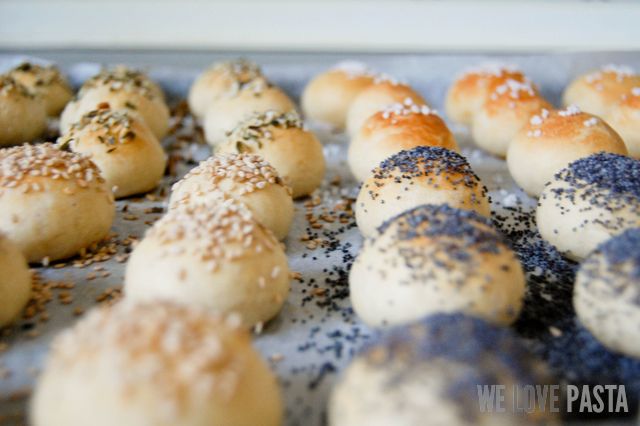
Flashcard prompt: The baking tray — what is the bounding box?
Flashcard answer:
[0,50,640,425]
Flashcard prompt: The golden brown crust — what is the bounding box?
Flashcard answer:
[518,107,625,151]
[358,81,425,103]
[563,65,640,115]
[482,79,550,116]
[361,109,457,151]
[580,67,640,98]
[326,69,375,90]
[302,62,377,129]
[450,69,526,101]
[619,88,640,109]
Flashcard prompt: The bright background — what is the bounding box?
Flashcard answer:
[1,0,640,52]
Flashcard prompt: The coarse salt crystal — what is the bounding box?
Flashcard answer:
[558,105,581,117]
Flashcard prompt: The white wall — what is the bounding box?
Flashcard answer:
[1,1,639,51]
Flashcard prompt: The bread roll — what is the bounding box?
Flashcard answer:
[574,229,640,358]
[58,106,166,198]
[31,302,283,426]
[348,100,458,182]
[217,110,325,198]
[471,79,551,157]
[507,105,627,197]
[9,62,73,116]
[188,58,263,119]
[563,64,640,117]
[125,199,290,328]
[604,86,640,158]
[329,313,558,426]
[203,77,295,146]
[346,75,426,135]
[445,63,526,125]
[0,75,47,146]
[537,152,640,261]
[0,233,31,327]
[0,143,114,263]
[170,153,293,240]
[355,146,490,237]
[61,67,169,139]
[301,61,376,130]
[350,204,525,328]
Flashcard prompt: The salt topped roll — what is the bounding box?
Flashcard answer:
[355,146,490,237]
[346,74,426,135]
[537,152,640,261]
[348,99,458,182]
[445,63,526,126]
[31,302,283,426]
[507,105,627,197]
[471,78,551,157]
[604,86,640,158]
[574,228,640,358]
[350,204,525,328]
[301,61,376,130]
[563,64,640,117]
[329,313,558,426]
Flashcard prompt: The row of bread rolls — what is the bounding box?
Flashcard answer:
[31,58,333,426]
[6,57,638,425]
[331,197,640,425]
[58,66,169,198]
[0,65,120,331]
[0,143,116,336]
[451,63,640,338]
[0,62,168,199]
[0,65,174,279]
[523,151,640,357]
[327,63,640,425]
[126,59,326,328]
[301,60,551,417]
[302,63,454,182]
[445,63,640,260]
[305,61,638,422]
[0,64,174,330]
[334,165,640,425]
[330,208,640,426]
[301,62,526,332]
[189,59,293,145]
[0,63,72,146]
[189,59,325,198]
[447,63,640,197]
